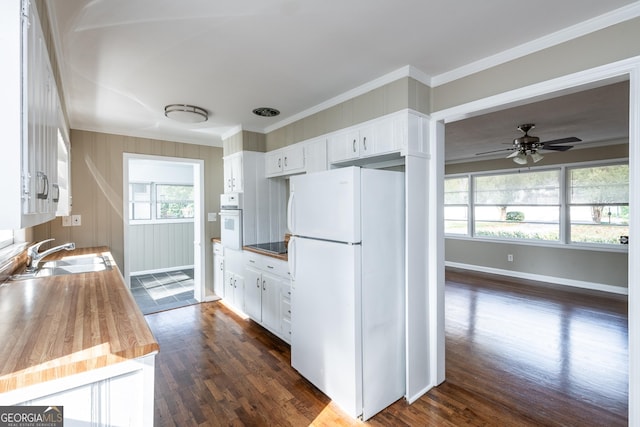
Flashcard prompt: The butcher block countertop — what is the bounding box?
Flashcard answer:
[0,246,159,393]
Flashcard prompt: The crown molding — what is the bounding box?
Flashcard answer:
[430,2,640,87]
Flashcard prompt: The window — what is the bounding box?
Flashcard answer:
[445,160,630,248]
[0,229,13,250]
[568,164,629,244]
[444,176,469,235]
[474,170,560,241]
[129,183,151,220]
[129,182,194,221]
[156,184,194,219]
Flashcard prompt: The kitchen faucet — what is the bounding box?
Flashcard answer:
[26,238,76,272]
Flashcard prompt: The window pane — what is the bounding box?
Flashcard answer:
[157,202,194,219]
[131,202,151,220]
[445,177,469,204]
[475,170,560,205]
[444,206,468,235]
[131,183,151,202]
[569,164,629,204]
[0,229,13,250]
[475,205,559,241]
[569,164,629,245]
[156,184,194,201]
[156,184,194,219]
[570,206,629,244]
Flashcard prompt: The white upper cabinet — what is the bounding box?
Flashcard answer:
[327,111,426,166]
[328,114,404,164]
[266,137,328,178]
[223,152,244,193]
[303,137,327,175]
[265,145,305,177]
[0,0,65,229]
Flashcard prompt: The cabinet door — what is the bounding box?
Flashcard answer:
[224,270,235,302]
[282,145,304,173]
[231,154,243,192]
[261,272,281,333]
[223,158,234,193]
[304,137,327,174]
[265,151,283,176]
[328,130,359,163]
[358,124,375,157]
[244,267,262,321]
[372,115,401,155]
[213,251,224,297]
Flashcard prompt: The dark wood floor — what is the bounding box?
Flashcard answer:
[146,269,628,426]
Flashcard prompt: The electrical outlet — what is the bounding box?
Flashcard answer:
[62,216,72,227]
[507,254,514,262]
[72,214,82,226]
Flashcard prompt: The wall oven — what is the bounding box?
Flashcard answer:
[220,193,243,250]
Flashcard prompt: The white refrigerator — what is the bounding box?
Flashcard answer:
[287,166,405,420]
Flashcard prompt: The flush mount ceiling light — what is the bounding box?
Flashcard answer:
[252,107,280,117]
[164,104,208,123]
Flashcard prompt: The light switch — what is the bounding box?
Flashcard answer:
[207,212,217,222]
[62,216,72,227]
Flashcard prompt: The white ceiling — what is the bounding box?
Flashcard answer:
[47,0,638,160]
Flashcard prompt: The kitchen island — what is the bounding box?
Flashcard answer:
[0,246,158,425]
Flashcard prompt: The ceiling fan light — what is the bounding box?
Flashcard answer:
[513,153,528,165]
[530,151,544,163]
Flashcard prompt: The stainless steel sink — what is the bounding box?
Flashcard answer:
[10,255,112,280]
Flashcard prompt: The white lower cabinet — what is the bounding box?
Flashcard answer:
[244,252,291,343]
[1,355,156,427]
[224,270,244,311]
[213,242,224,297]
[223,248,245,311]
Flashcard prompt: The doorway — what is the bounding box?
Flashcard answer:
[430,59,639,422]
[123,154,206,314]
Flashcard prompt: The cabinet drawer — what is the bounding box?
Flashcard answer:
[282,298,291,320]
[263,258,288,278]
[282,317,291,343]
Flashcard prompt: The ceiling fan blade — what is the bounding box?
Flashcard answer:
[542,136,581,145]
[506,151,520,158]
[542,145,573,151]
[475,148,515,156]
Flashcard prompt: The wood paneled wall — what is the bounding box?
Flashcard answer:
[34,130,224,290]
[128,222,195,273]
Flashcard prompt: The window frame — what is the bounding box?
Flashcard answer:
[129,181,195,224]
[445,158,629,253]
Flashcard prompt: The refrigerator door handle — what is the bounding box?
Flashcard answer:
[288,237,296,280]
[287,191,295,233]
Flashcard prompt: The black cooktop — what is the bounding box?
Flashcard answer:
[246,241,288,255]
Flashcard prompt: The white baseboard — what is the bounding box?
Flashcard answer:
[131,265,194,277]
[445,261,628,296]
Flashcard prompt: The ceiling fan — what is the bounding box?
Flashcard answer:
[476,124,581,165]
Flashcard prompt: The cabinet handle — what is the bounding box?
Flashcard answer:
[52,184,60,203]
[36,172,49,200]
[256,277,260,288]
[352,138,357,152]
[278,158,281,168]
[284,156,288,168]
[262,280,266,291]
[363,136,367,151]
[267,265,274,269]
